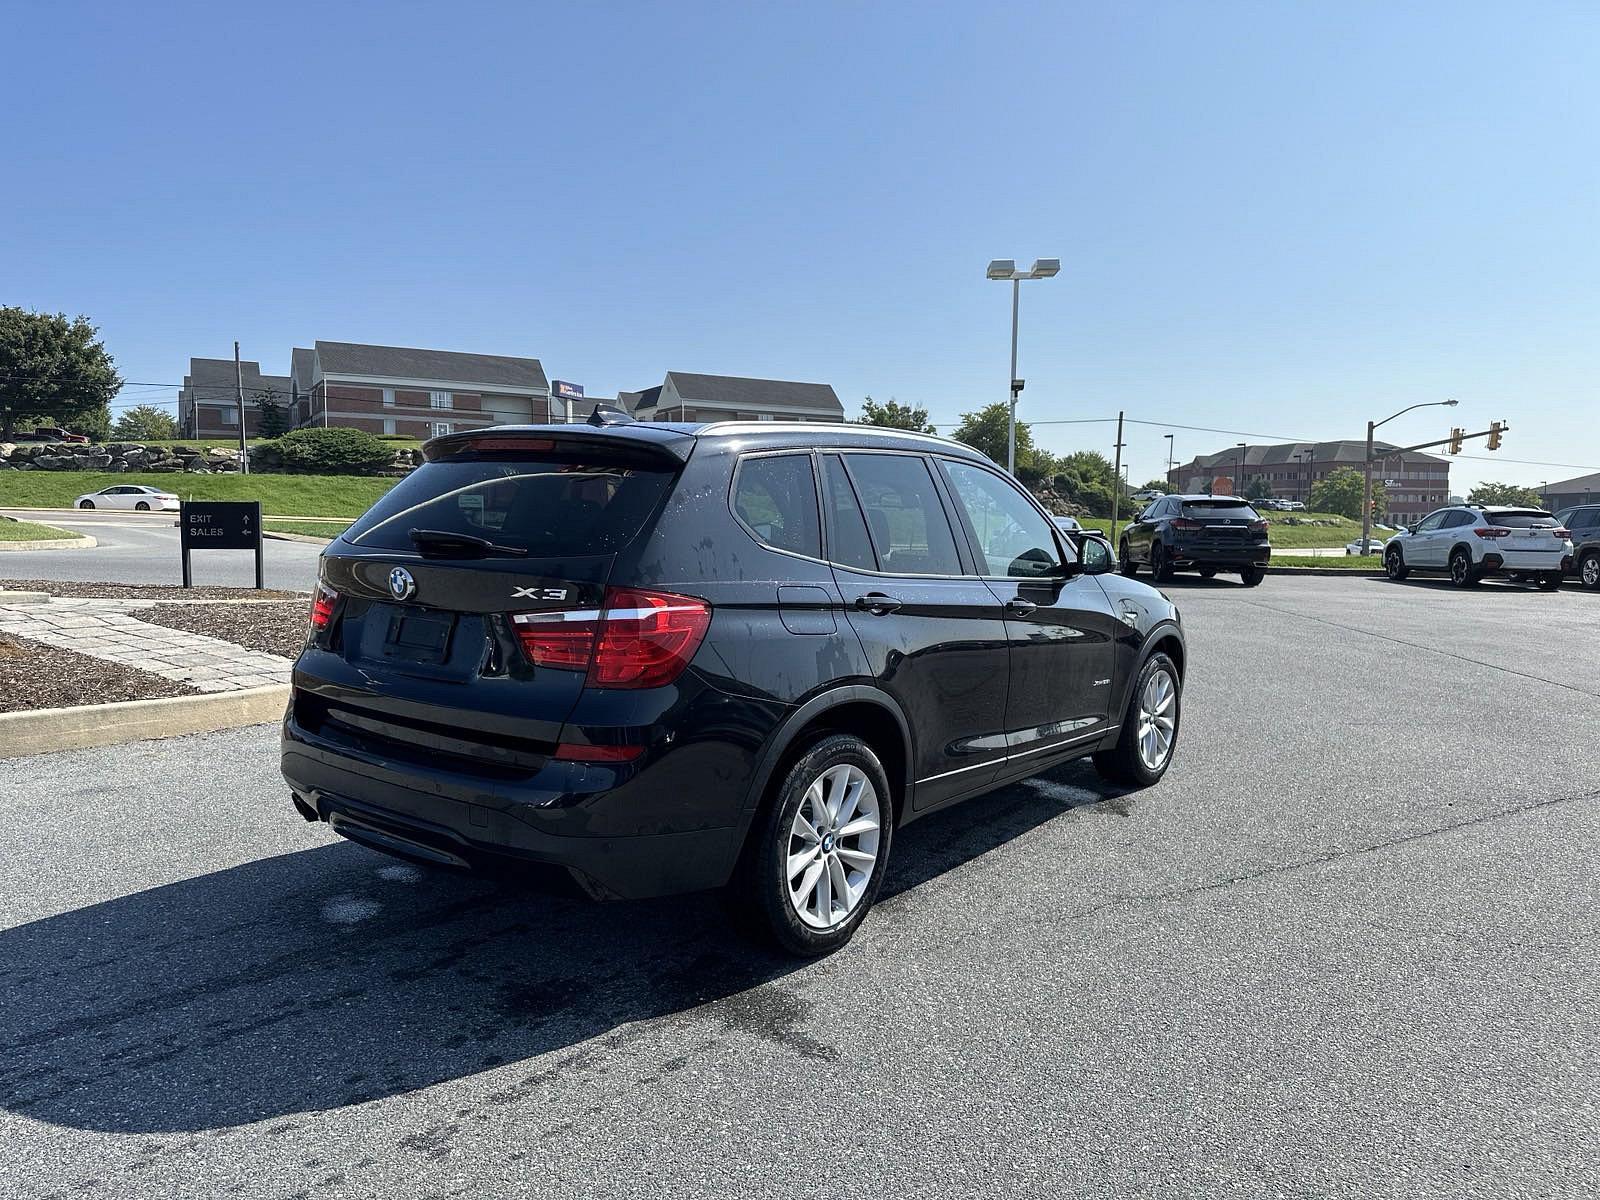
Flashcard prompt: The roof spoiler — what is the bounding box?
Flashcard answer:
[424,423,694,465]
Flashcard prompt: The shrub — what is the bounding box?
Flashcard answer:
[257,427,395,474]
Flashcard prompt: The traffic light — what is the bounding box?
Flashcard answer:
[1447,427,1464,454]
[1487,420,1504,451]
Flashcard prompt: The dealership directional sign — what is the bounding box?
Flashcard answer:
[180,500,264,588]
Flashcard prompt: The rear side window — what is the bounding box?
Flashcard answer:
[344,456,674,555]
[821,454,877,571]
[733,454,821,558]
[842,453,962,576]
[1484,510,1556,528]
[1180,499,1259,519]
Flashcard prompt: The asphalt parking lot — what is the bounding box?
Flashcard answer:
[2,575,1596,1199]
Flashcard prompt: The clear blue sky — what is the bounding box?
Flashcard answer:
[5,1,1597,493]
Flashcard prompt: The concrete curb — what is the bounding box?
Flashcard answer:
[263,530,334,544]
[1269,567,1386,576]
[0,534,97,552]
[0,684,289,759]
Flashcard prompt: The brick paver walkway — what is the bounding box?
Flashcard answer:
[0,597,291,692]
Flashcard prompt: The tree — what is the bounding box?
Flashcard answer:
[1310,466,1386,520]
[1243,476,1273,501]
[111,404,178,441]
[1139,478,1171,493]
[951,402,1040,469]
[257,386,290,438]
[0,307,120,441]
[1468,481,1544,508]
[859,395,934,434]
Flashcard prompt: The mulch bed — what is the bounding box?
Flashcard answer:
[137,601,310,659]
[0,633,198,713]
[0,579,306,601]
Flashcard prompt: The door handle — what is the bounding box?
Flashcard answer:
[854,592,903,615]
[1005,597,1038,615]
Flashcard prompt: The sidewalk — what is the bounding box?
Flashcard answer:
[0,595,291,693]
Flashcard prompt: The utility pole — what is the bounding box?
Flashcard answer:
[1164,433,1175,481]
[233,341,250,475]
[1235,443,1247,497]
[1109,411,1125,532]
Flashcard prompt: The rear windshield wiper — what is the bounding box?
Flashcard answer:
[408,528,529,558]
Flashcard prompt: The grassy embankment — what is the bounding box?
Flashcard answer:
[0,473,395,518]
[0,519,86,542]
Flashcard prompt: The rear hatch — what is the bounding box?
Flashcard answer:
[296,430,685,777]
[1478,509,1568,558]
[1175,498,1267,544]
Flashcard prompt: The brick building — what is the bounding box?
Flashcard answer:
[1169,440,1451,524]
[177,358,291,437]
[288,342,554,437]
[622,372,844,423]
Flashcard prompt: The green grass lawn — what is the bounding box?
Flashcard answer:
[1081,511,1398,550]
[0,472,396,518]
[1272,554,1383,569]
[0,518,85,541]
[264,519,350,539]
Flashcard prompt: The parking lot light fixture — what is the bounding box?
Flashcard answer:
[986,256,1060,473]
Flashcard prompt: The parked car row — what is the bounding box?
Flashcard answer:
[1254,498,1306,512]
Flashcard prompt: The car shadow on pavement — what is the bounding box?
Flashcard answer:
[0,759,1129,1134]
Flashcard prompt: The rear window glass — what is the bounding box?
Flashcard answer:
[1484,510,1556,528]
[1180,500,1259,518]
[344,457,674,555]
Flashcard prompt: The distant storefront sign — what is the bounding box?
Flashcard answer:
[552,380,584,403]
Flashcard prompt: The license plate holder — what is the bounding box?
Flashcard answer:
[382,609,456,665]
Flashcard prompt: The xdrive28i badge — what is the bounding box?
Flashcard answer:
[388,566,417,601]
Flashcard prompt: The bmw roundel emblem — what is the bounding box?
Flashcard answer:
[388,566,417,601]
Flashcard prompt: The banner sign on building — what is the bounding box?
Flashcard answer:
[552,380,584,403]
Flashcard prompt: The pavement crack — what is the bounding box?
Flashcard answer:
[1235,598,1600,700]
[1064,787,1598,923]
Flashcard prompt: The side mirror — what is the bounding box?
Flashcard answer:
[1406,524,1417,534]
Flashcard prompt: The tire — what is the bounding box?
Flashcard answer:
[1093,652,1181,788]
[1536,572,1562,592]
[1119,540,1138,577]
[1239,565,1264,587]
[78,500,94,509]
[1580,550,1600,591]
[1385,545,1409,581]
[728,733,893,957]
[135,501,150,511]
[1506,572,1526,583]
[1198,567,1217,579]
[1150,541,1173,582]
[1449,548,1479,587]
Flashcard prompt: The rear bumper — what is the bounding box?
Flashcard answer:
[1167,543,1271,567]
[281,701,747,900]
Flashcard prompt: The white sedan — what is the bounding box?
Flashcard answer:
[75,485,180,512]
[1346,537,1387,555]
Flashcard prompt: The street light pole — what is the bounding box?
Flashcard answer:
[1236,443,1247,497]
[1362,399,1459,553]
[1164,433,1175,483]
[987,258,1059,474]
[1008,277,1020,475]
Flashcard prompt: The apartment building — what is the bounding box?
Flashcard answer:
[623,372,844,423]
[1169,440,1451,523]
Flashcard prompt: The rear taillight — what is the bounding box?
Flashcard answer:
[309,584,338,630]
[1249,519,1269,535]
[1473,527,1511,538]
[511,587,712,689]
[1553,527,1572,539]
[510,608,599,669]
[552,742,645,763]
[1170,517,1203,530]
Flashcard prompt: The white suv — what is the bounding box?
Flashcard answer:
[1384,505,1572,589]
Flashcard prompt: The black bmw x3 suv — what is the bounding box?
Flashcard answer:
[282,416,1185,954]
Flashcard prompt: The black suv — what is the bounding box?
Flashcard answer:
[1120,495,1271,585]
[282,419,1185,954]
[1554,504,1600,589]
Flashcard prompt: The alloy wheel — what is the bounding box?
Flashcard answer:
[1136,668,1177,771]
[786,764,881,931]
[1451,553,1470,585]
[1584,554,1600,588]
